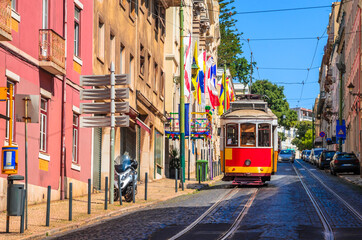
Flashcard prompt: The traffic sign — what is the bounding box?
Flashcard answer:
[80,116,129,128]
[80,74,130,86]
[80,88,129,100]
[336,120,346,140]
[80,102,129,114]
[319,131,325,138]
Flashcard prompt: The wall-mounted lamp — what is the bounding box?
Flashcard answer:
[347,82,362,97]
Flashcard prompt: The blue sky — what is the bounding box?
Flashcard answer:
[231,0,337,109]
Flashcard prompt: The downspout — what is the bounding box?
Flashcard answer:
[61,0,68,200]
[359,7,361,176]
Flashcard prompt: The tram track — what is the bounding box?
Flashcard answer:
[296,159,362,222]
[292,163,334,240]
[168,187,259,240]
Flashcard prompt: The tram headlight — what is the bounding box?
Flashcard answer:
[245,159,251,166]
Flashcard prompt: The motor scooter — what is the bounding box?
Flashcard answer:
[114,152,138,202]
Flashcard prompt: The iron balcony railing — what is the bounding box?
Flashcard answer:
[0,0,11,35]
[39,29,65,69]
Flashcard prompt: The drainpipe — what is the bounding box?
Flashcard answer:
[60,0,68,200]
[359,8,361,176]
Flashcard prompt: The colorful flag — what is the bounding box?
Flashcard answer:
[206,57,219,109]
[198,50,206,109]
[191,42,199,100]
[218,73,225,115]
[184,34,192,98]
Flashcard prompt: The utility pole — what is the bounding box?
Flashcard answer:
[312,106,315,148]
[250,52,253,93]
[179,2,185,183]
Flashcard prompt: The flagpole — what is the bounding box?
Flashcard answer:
[179,2,185,183]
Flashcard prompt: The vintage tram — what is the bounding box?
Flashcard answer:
[220,95,278,185]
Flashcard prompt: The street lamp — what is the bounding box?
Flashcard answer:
[348,82,354,94]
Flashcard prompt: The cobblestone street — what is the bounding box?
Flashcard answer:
[52,162,362,240]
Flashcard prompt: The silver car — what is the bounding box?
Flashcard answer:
[278,150,295,163]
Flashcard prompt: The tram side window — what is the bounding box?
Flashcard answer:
[240,123,256,147]
[258,123,271,147]
[226,124,239,146]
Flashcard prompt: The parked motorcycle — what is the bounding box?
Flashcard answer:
[114,152,138,202]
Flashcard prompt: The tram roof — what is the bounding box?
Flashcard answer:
[223,109,277,120]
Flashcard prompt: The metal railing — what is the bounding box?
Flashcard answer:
[39,29,65,69]
[0,0,11,35]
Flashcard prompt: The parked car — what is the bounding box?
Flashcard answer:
[310,148,327,165]
[317,150,336,169]
[278,149,295,163]
[330,152,360,175]
[303,150,311,162]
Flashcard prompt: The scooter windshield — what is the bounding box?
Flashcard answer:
[119,158,132,172]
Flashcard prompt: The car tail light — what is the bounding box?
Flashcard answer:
[355,159,359,164]
[335,160,339,164]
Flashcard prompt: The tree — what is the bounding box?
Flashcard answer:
[291,121,313,150]
[218,0,251,84]
[251,80,297,129]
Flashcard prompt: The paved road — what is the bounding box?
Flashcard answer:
[52,161,362,240]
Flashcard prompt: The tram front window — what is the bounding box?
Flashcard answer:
[258,123,271,147]
[226,124,238,146]
[240,123,256,147]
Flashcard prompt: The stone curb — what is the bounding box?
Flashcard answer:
[20,177,222,240]
[338,174,362,187]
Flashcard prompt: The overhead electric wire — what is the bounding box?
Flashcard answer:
[258,67,319,71]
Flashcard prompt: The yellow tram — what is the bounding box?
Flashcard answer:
[220,95,279,185]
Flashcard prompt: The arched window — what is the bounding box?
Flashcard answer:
[240,123,256,147]
[258,123,271,147]
[226,124,239,146]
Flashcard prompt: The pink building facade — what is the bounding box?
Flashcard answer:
[0,0,93,210]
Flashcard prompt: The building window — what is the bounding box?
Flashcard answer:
[153,0,159,40]
[11,0,17,11]
[110,33,115,65]
[147,53,151,84]
[40,98,48,152]
[130,0,137,19]
[160,5,165,38]
[120,44,125,74]
[98,20,105,61]
[72,113,79,163]
[160,70,165,98]
[5,81,15,141]
[140,44,145,76]
[154,129,163,175]
[146,0,152,19]
[74,6,81,57]
[42,0,48,29]
[129,54,134,84]
[154,62,158,90]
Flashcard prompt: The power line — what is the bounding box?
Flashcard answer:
[244,36,328,41]
[258,67,319,71]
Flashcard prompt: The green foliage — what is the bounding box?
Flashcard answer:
[169,148,180,169]
[251,80,297,128]
[218,0,250,84]
[278,132,287,142]
[292,128,313,150]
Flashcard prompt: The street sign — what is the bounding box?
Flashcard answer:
[0,87,8,100]
[80,102,129,114]
[15,94,40,123]
[80,88,129,100]
[336,120,346,140]
[80,115,129,128]
[80,74,130,86]
[319,131,325,138]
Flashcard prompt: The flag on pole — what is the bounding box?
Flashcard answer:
[218,73,225,115]
[184,34,192,98]
[225,77,230,110]
[192,42,199,100]
[198,50,206,109]
[206,57,219,109]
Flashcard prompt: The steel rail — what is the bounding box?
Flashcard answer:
[217,188,259,240]
[292,164,334,240]
[168,187,238,240]
[296,160,362,222]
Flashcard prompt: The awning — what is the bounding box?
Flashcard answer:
[136,117,150,134]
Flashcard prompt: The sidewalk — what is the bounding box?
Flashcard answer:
[338,173,362,187]
[0,176,222,240]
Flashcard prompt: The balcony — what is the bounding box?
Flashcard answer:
[0,0,12,41]
[39,29,65,75]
